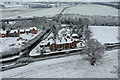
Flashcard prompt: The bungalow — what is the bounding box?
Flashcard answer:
[30,27,37,34]
[9,30,19,37]
[49,37,77,52]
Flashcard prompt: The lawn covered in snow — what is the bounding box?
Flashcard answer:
[1,49,118,78]
[89,26,119,44]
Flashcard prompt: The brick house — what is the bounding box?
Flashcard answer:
[49,43,56,51]
[30,27,37,34]
[48,37,78,52]
[40,33,83,52]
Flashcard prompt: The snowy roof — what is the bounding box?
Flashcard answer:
[49,39,54,45]
[73,39,79,41]
[55,39,61,44]
[9,21,15,24]
[66,34,70,36]
[30,27,37,30]
[47,19,53,21]
[46,37,74,45]
[72,34,79,37]
[10,30,18,33]
[25,29,30,31]
[61,24,67,27]
[55,38,73,45]
[0,30,6,34]
[65,34,71,39]
[20,29,25,32]
[67,38,73,43]
[0,28,3,31]
[40,40,48,46]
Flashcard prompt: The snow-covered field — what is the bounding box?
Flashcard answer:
[63,4,118,16]
[1,6,66,19]
[1,4,119,19]
[89,26,119,44]
[1,49,118,78]
[0,31,41,52]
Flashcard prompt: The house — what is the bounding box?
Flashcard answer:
[25,29,30,34]
[0,30,7,37]
[40,33,83,53]
[30,27,37,34]
[58,38,71,50]
[9,30,19,37]
[49,37,79,52]
[40,40,51,53]
[19,29,25,34]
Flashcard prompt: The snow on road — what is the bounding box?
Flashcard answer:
[1,49,118,78]
[89,26,119,44]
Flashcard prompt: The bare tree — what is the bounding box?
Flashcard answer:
[83,38,105,66]
[83,29,105,66]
